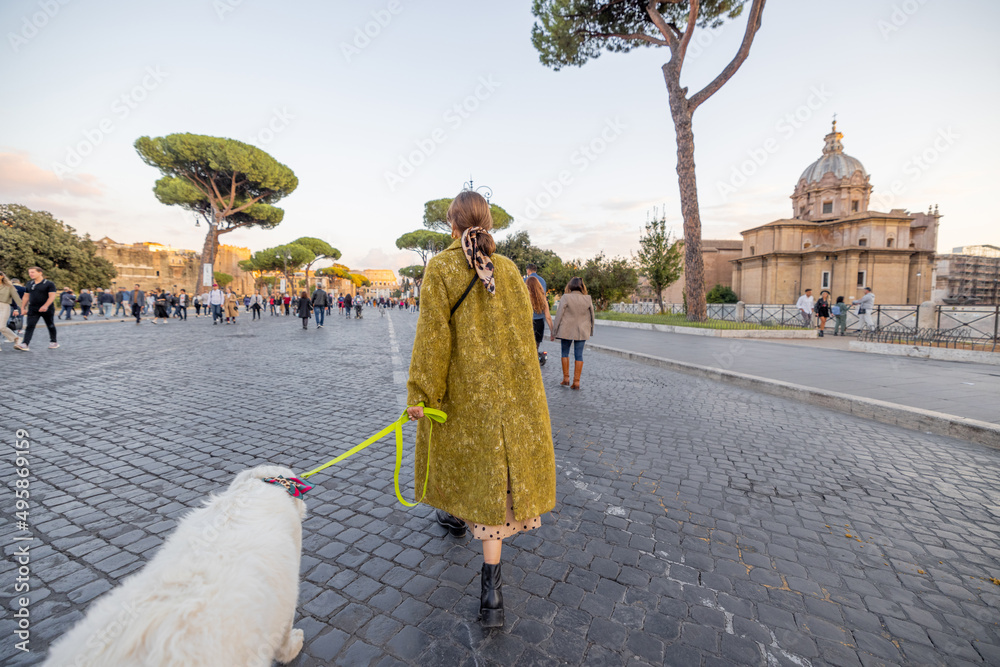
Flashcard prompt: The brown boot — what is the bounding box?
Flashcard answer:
[571,361,583,390]
[560,358,570,386]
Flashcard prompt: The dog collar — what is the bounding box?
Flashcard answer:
[262,476,313,497]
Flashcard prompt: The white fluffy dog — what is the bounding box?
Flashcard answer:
[44,465,308,667]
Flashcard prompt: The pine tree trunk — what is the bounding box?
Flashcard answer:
[195,224,218,295]
[663,63,707,322]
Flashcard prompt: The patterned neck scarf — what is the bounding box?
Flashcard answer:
[460,227,495,295]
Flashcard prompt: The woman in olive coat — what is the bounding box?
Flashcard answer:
[406,191,556,628]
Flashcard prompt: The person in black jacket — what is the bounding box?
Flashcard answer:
[296,290,313,329]
[311,286,328,328]
[78,289,94,320]
[151,289,169,324]
[343,292,353,318]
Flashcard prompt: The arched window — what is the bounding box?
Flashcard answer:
[886,238,894,248]
[858,238,867,247]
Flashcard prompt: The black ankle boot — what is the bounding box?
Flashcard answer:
[479,563,504,628]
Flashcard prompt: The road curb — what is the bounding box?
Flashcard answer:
[596,318,818,338]
[590,343,1000,449]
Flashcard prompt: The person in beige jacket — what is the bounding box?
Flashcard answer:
[551,277,594,389]
[0,271,22,350]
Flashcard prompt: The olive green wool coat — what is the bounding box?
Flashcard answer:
[407,241,556,526]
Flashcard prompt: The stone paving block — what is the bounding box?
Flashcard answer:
[3,314,998,666]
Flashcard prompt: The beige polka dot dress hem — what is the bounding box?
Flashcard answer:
[466,488,541,541]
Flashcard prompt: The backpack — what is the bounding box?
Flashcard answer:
[831,305,841,316]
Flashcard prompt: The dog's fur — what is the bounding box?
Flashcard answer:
[44,465,307,667]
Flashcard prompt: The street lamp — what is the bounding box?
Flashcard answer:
[463,176,493,204]
[916,272,922,304]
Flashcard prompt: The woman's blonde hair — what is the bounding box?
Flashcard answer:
[526,275,547,314]
[447,191,496,257]
[0,272,12,289]
[565,277,587,295]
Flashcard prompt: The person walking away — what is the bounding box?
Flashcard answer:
[150,288,169,324]
[796,288,814,328]
[0,272,22,351]
[551,277,594,390]
[15,267,59,351]
[853,287,876,332]
[405,190,555,628]
[282,293,291,316]
[832,296,850,336]
[207,283,225,325]
[311,285,328,328]
[354,298,363,319]
[176,289,188,320]
[250,292,263,320]
[243,294,251,312]
[128,284,145,324]
[296,290,313,329]
[526,275,553,365]
[223,287,240,324]
[58,287,76,320]
[77,288,94,320]
[144,291,155,315]
[343,293,353,318]
[814,290,831,337]
[97,288,113,317]
[114,288,127,317]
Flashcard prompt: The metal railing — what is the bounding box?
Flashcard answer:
[858,325,997,352]
[612,302,999,348]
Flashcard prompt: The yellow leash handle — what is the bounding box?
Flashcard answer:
[299,407,447,508]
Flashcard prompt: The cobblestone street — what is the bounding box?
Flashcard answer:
[2,311,999,666]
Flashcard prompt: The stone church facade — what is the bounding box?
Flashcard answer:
[731,122,939,305]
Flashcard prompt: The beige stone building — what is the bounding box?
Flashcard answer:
[95,238,253,295]
[647,240,742,303]
[933,245,1000,305]
[731,122,939,305]
[360,269,398,299]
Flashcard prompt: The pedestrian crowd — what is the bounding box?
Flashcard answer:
[0,268,427,351]
[796,286,874,336]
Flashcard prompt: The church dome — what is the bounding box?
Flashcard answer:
[799,152,866,183]
[798,121,866,183]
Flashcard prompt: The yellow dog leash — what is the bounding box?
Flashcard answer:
[297,407,447,507]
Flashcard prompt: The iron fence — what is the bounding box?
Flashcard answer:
[611,302,999,348]
[858,325,997,352]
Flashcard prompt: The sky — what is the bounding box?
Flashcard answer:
[2,0,997,276]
